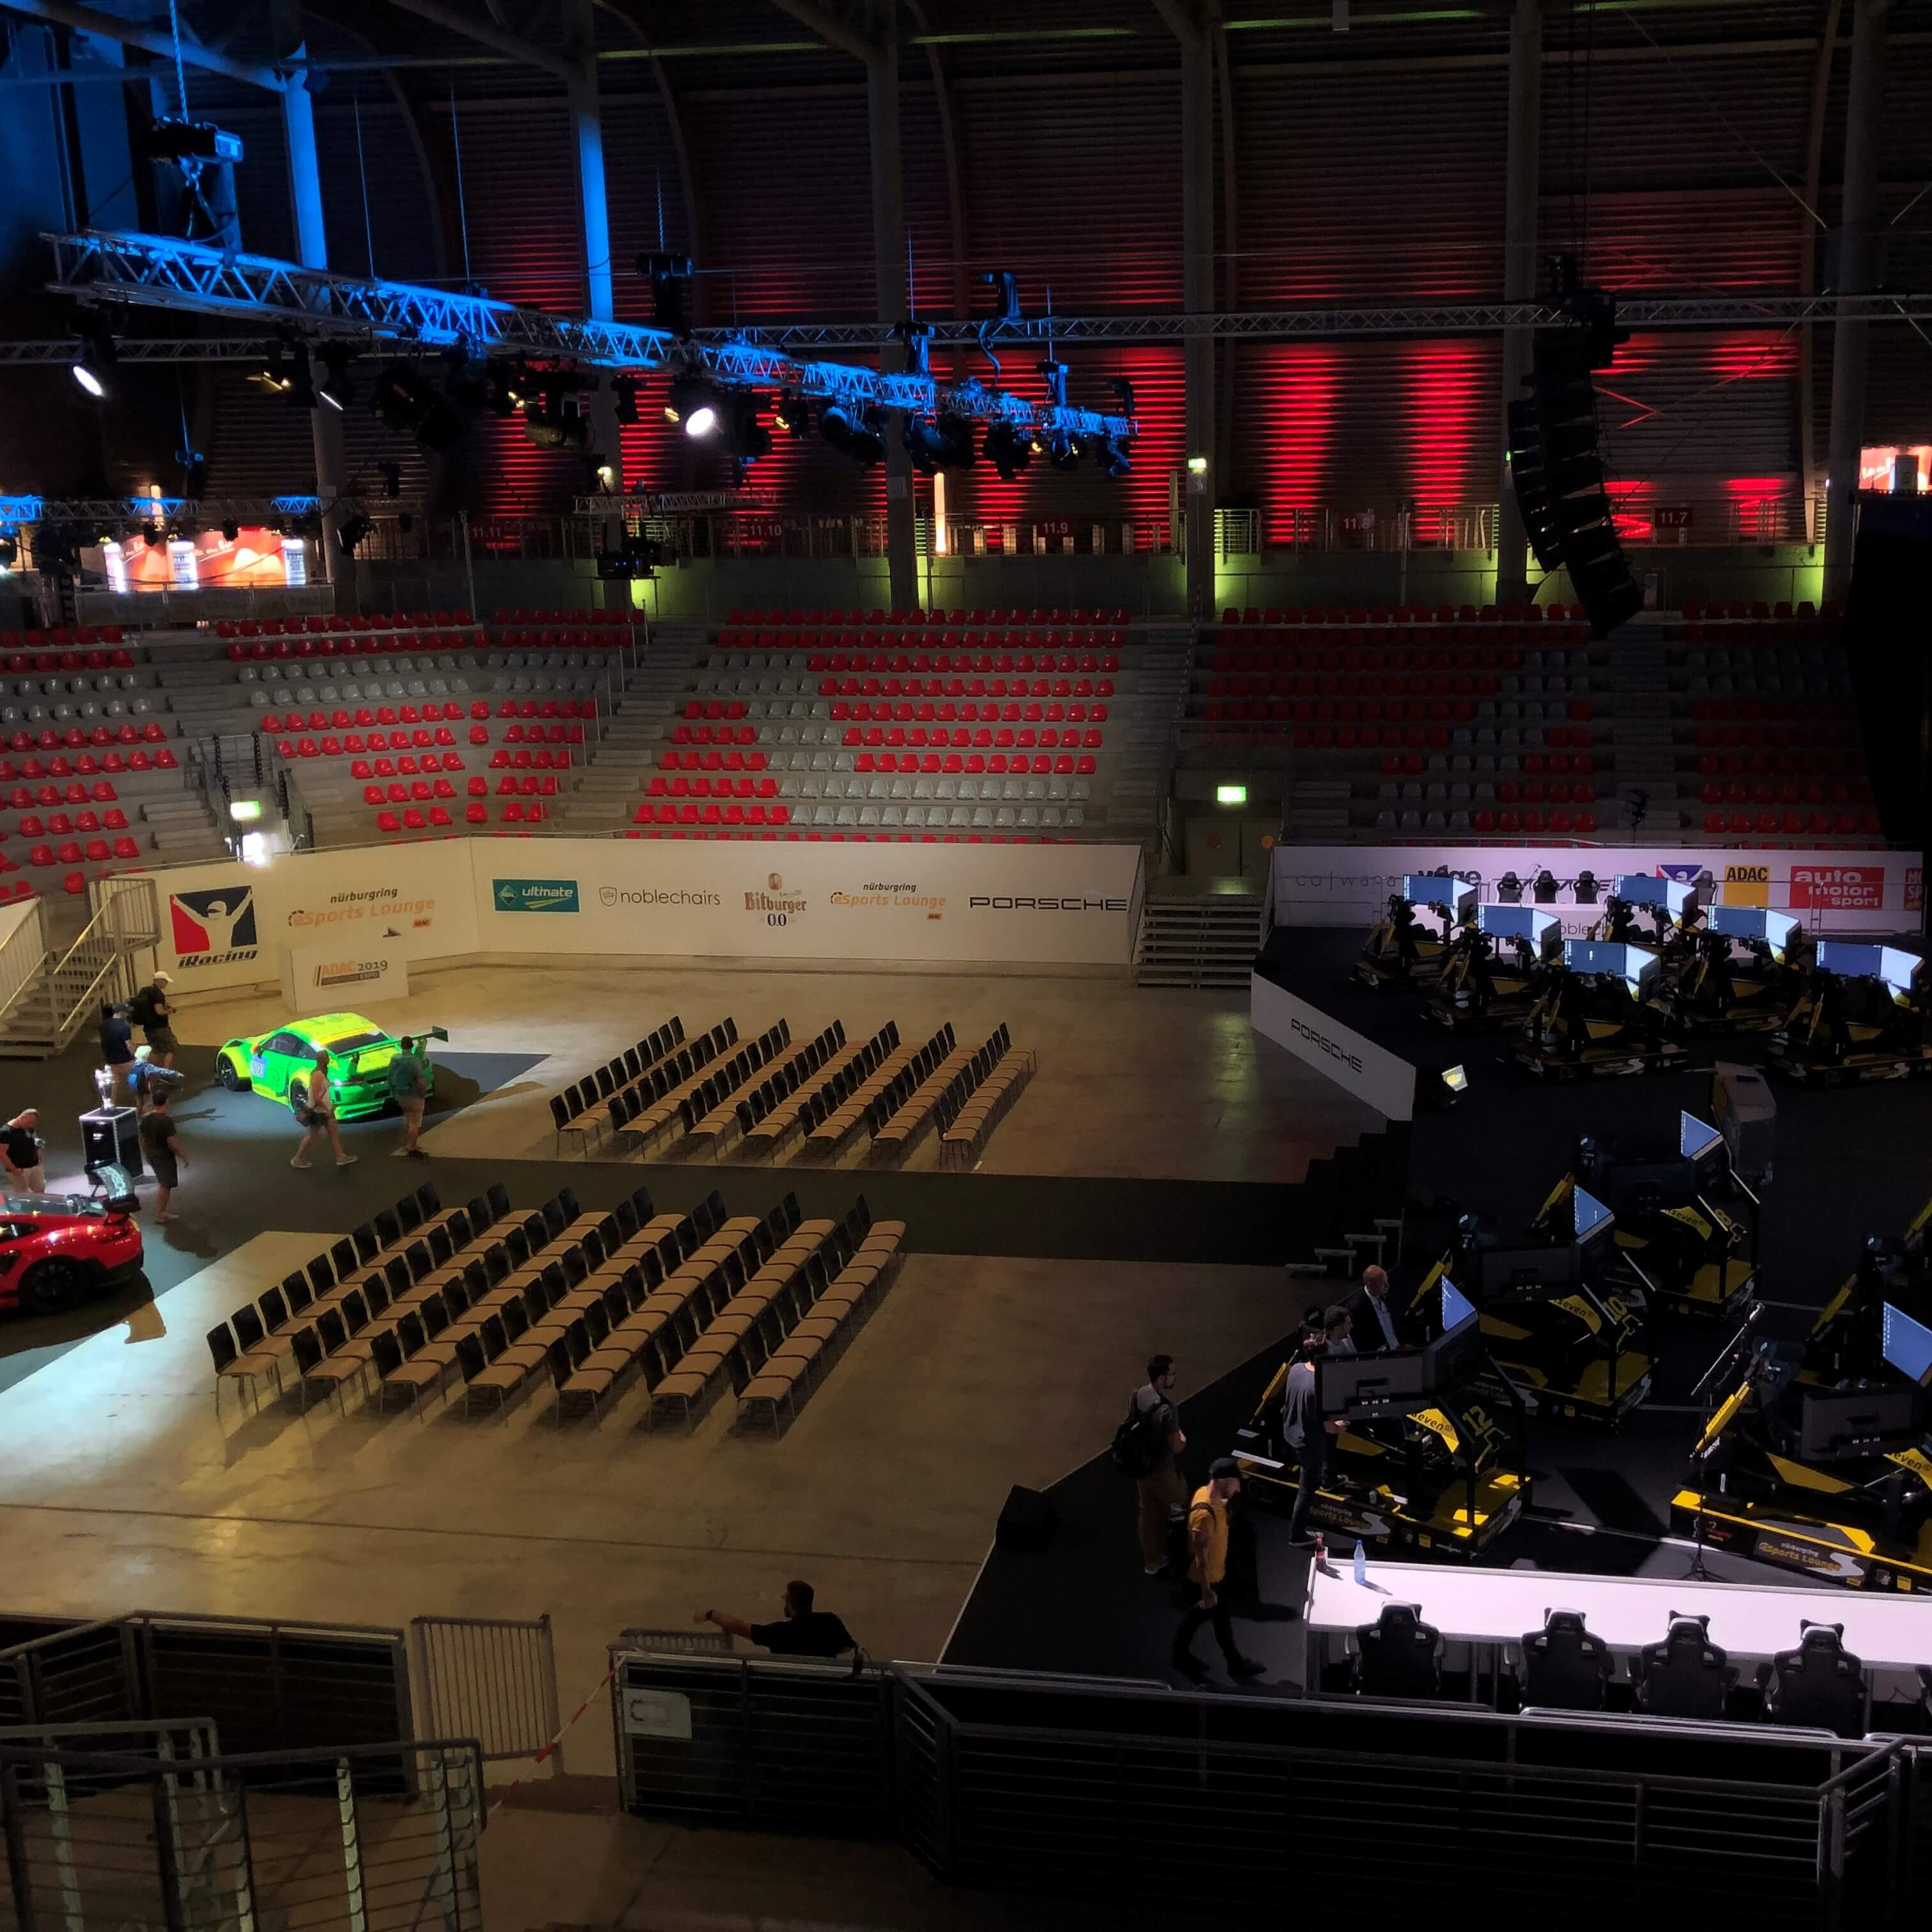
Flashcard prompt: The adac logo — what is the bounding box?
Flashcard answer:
[169,885,258,965]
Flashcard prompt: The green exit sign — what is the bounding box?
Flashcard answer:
[1216,784,1247,806]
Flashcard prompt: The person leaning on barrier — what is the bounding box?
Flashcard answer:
[694,1580,855,1658]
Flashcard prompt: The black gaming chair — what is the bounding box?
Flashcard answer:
[1519,1608,1613,1712]
[1763,1622,1867,1738]
[1637,1614,1735,1720]
[1353,1604,1443,1701]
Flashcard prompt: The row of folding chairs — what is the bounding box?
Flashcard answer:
[605,1019,740,1145]
[669,1020,797,1141]
[735,1201,905,1431]
[738,1022,901,1149]
[208,1181,467,1409]
[688,1020,847,1142]
[938,1035,1036,1167]
[805,1024,955,1149]
[549,1193,824,1423]
[866,1034,985,1149]
[549,1018,686,1144]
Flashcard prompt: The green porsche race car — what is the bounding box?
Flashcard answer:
[215,1013,447,1121]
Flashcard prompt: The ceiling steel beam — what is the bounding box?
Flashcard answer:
[379,0,577,80]
[0,0,289,89]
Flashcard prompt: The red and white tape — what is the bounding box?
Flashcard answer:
[486,1662,617,1816]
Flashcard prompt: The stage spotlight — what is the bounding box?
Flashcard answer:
[819,401,885,467]
[178,450,207,498]
[613,376,640,425]
[717,392,771,462]
[663,374,716,433]
[1090,432,1131,478]
[489,363,532,418]
[68,313,116,398]
[983,421,1032,480]
[1048,434,1083,473]
[774,392,809,438]
[336,512,370,556]
[903,413,965,476]
[638,251,693,331]
[316,342,356,411]
[142,525,164,549]
[372,362,463,452]
[521,397,591,450]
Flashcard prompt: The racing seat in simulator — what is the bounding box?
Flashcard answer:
[1519,1608,1613,1712]
[1427,901,1561,1031]
[1358,873,1472,992]
[1353,1603,1444,1700]
[1760,1623,1867,1738]
[1595,873,1700,954]
[1767,941,1931,1086]
[1669,905,1807,1037]
[1637,1614,1735,1720]
[1516,937,1688,1081]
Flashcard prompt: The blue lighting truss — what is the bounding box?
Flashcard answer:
[45,230,1138,440]
[0,494,334,526]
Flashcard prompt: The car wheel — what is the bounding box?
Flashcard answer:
[288,1078,309,1112]
[19,1257,89,1315]
[216,1059,249,1092]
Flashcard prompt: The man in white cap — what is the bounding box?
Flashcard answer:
[128,971,177,1068]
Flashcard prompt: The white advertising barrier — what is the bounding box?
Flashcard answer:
[468,838,1142,965]
[278,941,409,1017]
[144,841,482,995]
[1270,846,1924,938]
[133,836,1144,990]
[1250,969,1418,1121]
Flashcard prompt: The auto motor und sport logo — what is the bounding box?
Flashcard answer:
[169,885,258,967]
[1789,864,1886,912]
[492,878,581,914]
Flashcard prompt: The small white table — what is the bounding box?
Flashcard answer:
[1303,1556,1932,1710]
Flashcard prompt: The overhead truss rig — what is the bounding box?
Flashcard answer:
[43,231,1136,441]
[0,494,415,528]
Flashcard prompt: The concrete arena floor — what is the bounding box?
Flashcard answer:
[0,956,1342,1799]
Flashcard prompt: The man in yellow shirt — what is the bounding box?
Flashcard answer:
[1171,1457,1266,1682]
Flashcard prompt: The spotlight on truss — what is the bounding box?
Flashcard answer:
[664,374,718,436]
[1090,432,1131,478]
[372,362,464,452]
[717,392,771,463]
[638,251,694,332]
[774,392,809,438]
[820,401,886,467]
[903,413,976,476]
[983,420,1033,480]
[317,342,356,412]
[1048,434,1084,473]
[68,310,116,398]
[613,376,640,425]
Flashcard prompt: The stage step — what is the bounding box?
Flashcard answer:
[1133,891,1264,989]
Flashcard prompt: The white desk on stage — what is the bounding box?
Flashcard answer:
[1303,1557,1932,1710]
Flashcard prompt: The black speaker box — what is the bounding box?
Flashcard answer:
[995,1483,1057,1552]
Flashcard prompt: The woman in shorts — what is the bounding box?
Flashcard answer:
[290,1050,358,1170]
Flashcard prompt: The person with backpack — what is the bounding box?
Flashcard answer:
[1116,1353,1187,1575]
[126,973,177,1067]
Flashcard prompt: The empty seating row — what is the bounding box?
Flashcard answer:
[722,604,1128,628]
[804,1023,954,1150]
[737,1023,903,1151]
[606,1019,744,1147]
[549,1019,687,1144]
[710,675,1119,703]
[864,1033,986,1152]
[625,828,1068,847]
[0,725,174,753]
[691,1020,850,1136]
[1704,809,1880,838]
[938,1034,1035,1167]
[488,605,631,626]
[218,610,474,638]
[711,649,1121,678]
[0,627,128,652]
[673,1021,813,1141]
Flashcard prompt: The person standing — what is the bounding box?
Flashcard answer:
[1283,1340,1346,1548]
[99,1003,135,1106]
[128,972,178,1068]
[127,1045,187,1116]
[1125,1353,1187,1575]
[0,1111,45,1193]
[1171,1458,1265,1682]
[387,1036,429,1160]
[139,1092,184,1223]
[290,1051,357,1169]
[1349,1264,1404,1354]
[693,1581,855,1658]
[1322,1304,1356,1356]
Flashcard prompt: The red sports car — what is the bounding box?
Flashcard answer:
[0,1191,145,1315]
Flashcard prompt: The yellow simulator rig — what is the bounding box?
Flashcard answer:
[1358,873,1473,992]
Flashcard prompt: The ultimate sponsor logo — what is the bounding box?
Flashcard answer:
[598,885,721,909]
[169,885,258,968]
[831,880,946,921]
[745,871,808,922]
[968,894,1128,912]
[289,885,436,932]
[492,878,580,914]
[1288,1014,1364,1073]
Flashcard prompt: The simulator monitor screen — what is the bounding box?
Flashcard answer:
[1882,1303,1932,1389]
[1441,1278,1478,1335]
[1798,1386,1922,1462]
[1317,1347,1427,1418]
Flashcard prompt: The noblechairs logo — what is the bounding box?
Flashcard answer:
[493,878,580,914]
[599,885,720,908]
[169,885,257,966]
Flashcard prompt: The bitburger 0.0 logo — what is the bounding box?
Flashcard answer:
[744,871,808,926]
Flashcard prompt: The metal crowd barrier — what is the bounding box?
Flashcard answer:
[409,1615,562,1777]
[609,1651,1931,1927]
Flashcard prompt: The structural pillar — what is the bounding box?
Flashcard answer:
[1179,24,1216,624]
[866,13,918,613]
[1494,0,1542,609]
[1823,0,1893,604]
[277,33,358,610]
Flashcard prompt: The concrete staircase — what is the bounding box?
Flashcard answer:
[1602,624,1683,835]
[1133,887,1265,989]
[560,627,709,832]
[1107,625,1192,851]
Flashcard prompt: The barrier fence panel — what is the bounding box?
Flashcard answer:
[0,1738,485,1932]
[0,1621,141,1733]
[408,1617,561,1775]
[611,1653,894,1835]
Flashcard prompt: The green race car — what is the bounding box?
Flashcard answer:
[215,1013,447,1121]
